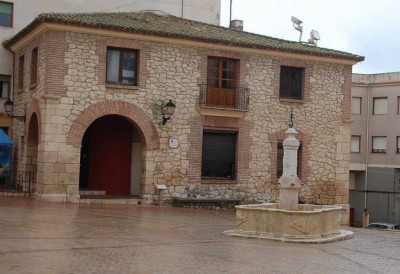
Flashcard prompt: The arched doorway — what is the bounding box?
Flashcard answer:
[26,113,39,173]
[79,115,144,196]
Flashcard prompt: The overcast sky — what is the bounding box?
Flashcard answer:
[220,0,399,74]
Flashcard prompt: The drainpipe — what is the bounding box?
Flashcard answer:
[363,82,371,227]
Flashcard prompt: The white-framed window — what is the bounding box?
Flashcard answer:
[351,136,361,153]
[372,136,386,153]
[373,97,387,115]
[352,97,362,114]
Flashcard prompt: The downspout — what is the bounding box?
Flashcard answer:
[364,83,371,211]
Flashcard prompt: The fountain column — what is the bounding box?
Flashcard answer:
[278,127,301,210]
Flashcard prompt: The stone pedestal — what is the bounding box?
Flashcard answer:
[278,128,301,210]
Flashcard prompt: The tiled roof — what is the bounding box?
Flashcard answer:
[4,11,364,61]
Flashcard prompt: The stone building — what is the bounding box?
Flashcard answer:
[0,0,221,136]
[3,12,363,223]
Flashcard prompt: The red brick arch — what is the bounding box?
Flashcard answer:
[67,100,160,149]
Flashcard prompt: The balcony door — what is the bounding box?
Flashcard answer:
[207,57,238,108]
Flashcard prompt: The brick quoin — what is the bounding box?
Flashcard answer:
[67,100,160,149]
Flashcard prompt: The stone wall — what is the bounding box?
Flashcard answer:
[12,29,351,209]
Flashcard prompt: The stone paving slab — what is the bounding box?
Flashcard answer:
[0,197,400,274]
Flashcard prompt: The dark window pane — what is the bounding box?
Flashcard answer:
[207,58,219,69]
[0,3,12,14]
[222,80,234,89]
[0,13,11,27]
[122,51,136,84]
[202,132,237,179]
[223,60,235,69]
[207,68,219,79]
[222,70,235,80]
[280,66,303,100]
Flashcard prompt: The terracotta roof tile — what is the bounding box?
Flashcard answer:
[4,11,364,62]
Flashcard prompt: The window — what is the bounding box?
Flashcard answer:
[107,47,138,85]
[201,131,237,179]
[207,57,237,89]
[397,136,400,153]
[0,1,12,27]
[352,97,362,114]
[398,96,400,114]
[18,55,24,90]
[351,136,361,153]
[280,66,303,100]
[372,136,386,153]
[373,97,387,115]
[277,142,302,178]
[0,75,10,98]
[30,47,38,86]
[206,57,238,108]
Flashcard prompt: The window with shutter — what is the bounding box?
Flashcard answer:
[373,97,387,115]
[201,131,237,179]
[352,97,362,114]
[279,66,303,100]
[372,136,386,153]
[351,136,361,153]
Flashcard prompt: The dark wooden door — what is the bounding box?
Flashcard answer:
[87,116,132,195]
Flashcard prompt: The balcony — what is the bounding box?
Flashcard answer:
[198,84,249,112]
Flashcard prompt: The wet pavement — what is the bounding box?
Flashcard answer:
[0,197,400,274]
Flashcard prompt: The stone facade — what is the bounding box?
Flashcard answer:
[10,23,352,221]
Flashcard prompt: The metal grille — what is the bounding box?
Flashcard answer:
[199,84,249,111]
[0,171,36,195]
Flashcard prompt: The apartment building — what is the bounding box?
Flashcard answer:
[350,72,400,226]
[0,0,221,134]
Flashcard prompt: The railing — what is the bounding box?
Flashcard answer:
[0,171,36,195]
[199,84,249,111]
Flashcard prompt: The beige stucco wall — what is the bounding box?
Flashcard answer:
[11,27,352,214]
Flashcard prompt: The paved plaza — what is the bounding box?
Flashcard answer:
[0,197,399,274]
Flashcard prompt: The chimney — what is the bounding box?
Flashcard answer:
[229,19,243,31]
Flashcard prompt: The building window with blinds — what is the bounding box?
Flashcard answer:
[351,97,362,115]
[201,131,237,180]
[372,136,386,153]
[0,75,10,98]
[106,47,138,85]
[350,136,361,153]
[0,1,13,27]
[397,136,400,153]
[373,97,387,115]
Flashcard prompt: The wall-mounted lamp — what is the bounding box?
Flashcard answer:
[3,98,26,122]
[162,100,176,125]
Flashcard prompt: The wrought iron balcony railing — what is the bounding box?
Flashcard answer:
[199,84,249,112]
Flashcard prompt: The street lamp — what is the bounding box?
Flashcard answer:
[162,100,176,125]
[3,98,26,122]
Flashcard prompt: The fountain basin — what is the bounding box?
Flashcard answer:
[223,203,353,243]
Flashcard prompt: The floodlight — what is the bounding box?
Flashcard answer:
[291,16,303,42]
[291,16,303,26]
[310,30,320,40]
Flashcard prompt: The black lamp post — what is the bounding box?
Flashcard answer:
[4,98,26,122]
[162,100,176,125]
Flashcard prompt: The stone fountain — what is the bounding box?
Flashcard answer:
[223,127,353,243]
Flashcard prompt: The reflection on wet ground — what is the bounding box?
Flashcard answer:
[0,197,399,274]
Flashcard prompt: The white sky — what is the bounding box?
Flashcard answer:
[220,0,400,74]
